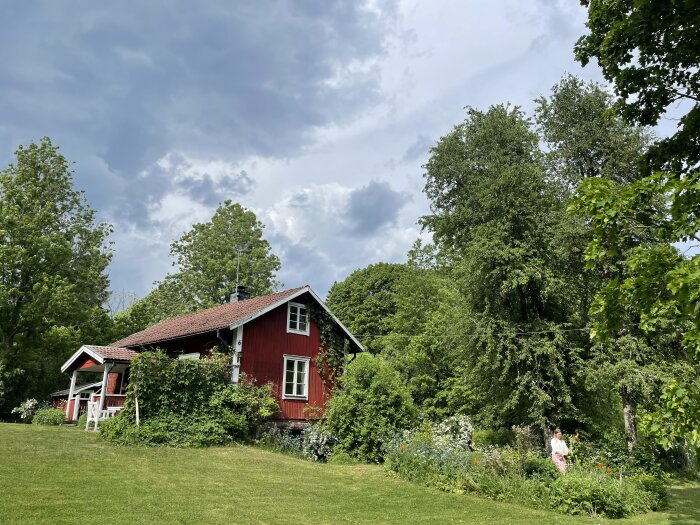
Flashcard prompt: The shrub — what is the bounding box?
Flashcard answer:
[472,428,513,448]
[548,466,666,518]
[328,448,359,464]
[208,381,279,439]
[386,423,668,519]
[100,351,279,447]
[100,413,232,447]
[302,423,336,462]
[32,408,66,426]
[11,398,38,422]
[77,412,88,429]
[256,424,304,457]
[434,415,474,450]
[523,453,559,480]
[324,354,417,463]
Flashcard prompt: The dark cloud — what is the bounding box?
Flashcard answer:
[345,180,410,236]
[0,0,398,175]
[176,170,255,207]
[110,153,255,226]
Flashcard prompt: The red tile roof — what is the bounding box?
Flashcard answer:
[112,287,307,348]
[84,345,140,362]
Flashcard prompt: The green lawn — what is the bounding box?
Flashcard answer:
[0,424,697,524]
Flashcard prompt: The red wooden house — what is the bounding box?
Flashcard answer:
[59,286,363,427]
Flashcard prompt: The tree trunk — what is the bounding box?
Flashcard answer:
[621,385,637,452]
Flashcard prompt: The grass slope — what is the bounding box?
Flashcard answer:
[0,424,697,524]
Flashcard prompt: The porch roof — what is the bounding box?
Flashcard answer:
[51,381,102,397]
[60,345,140,373]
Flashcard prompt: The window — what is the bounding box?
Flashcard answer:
[287,302,309,335]
[283,355,309,399]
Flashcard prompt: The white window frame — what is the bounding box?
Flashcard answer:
[282,355,310,400]
[287,302,310,336]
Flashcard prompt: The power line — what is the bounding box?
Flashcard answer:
[351,326,591,339]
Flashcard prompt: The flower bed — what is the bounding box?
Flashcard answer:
[385,421,668,519]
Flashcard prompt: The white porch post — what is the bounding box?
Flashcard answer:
[99,364,111,412]
[66,370,77,419]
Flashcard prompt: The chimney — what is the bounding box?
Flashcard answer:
[230,285,250,303]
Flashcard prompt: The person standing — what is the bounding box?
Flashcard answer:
[551,428,569,475]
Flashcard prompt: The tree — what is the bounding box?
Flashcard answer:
[111,277,192,340]
[171,200,281,305]
[0,138,112,415]
[536,76,678,451]
[574,0,700,446]
[326,263,412,355]
[114,201,281,335]
[421,105,585,432]
[324,353,417,462]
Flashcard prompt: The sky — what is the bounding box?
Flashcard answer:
[0,0,611,301]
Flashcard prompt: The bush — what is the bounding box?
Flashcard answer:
[523,453,559,481]
[386,423,668,519]
[302,423,336,462]
[100,413,232,447]
[256,424,304,457]
[324,353,417,463]
[472,428,513,448]
[11,398,38,422]
[549,467,667,518]
[32,408,66,426]
[100,351,279,447]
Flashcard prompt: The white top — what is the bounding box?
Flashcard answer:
[551,437,569,456]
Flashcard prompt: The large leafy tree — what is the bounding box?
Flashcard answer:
[0,138,112,414]
[535,76,681,451]
[574,0,700,446]
[421,105,586,432]
[114,200,281,336]
[327,263,413,355]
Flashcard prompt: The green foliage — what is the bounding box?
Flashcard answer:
[472,428,514,448]
[31,408,66,426]
[549,467,666,518]
[100,413,232,447]
[420,104,590,430]
[170,200,281,304]
[575,0,700,178]
[387,428,667,519]
[574,0,700,446]
[327,263,412,355]
[208,381,279,440]
[324,353,417,462]
[112,200,281,336]
[124,351,231,420]
[535,74,649,186]
[0,138,113,416]
[101,351,278,446]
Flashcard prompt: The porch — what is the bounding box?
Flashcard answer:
[59,345,139,429]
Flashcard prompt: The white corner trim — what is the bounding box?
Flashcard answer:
[60,346,105,373]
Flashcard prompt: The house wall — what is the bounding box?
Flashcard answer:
[240,295,329,421]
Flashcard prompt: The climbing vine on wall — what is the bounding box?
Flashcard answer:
[309,305,350,387]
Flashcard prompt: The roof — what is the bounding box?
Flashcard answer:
[83,345,141,361]
[60,345,140,373]
[112,287,307,347]
[111,285,364,352]
[51,381,102,397]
